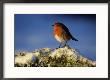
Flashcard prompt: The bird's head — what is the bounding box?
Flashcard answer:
[52,22,63,27]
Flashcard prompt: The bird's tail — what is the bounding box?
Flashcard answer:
[68,32,78,41]
[71,37,78,41]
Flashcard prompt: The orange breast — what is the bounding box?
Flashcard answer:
[53,26,63,37]
[53,26,71,41]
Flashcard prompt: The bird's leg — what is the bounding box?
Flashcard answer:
[63,41,70,48]
[64,41,67,47]
[59,42,65,48]
[64,41,71,48]
[61,41,66,48]
[59,42,62,48]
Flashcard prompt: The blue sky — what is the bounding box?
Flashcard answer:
[15,14,96,60]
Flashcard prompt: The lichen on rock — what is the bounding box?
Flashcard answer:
[14,46,96,67]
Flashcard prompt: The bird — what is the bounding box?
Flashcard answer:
[52,22,78,48]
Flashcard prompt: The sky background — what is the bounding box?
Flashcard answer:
[15,14,96,61]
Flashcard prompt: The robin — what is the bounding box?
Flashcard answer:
[52,22,78,48]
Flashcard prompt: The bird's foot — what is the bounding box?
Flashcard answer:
[62,44,67,48]
[55,46,60,49]
[63,44,71,49]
